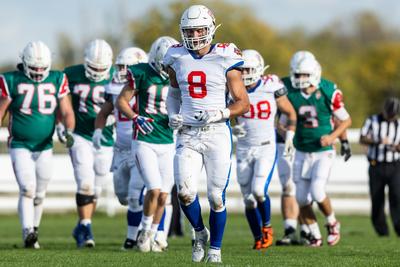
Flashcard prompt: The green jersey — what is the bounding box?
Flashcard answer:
[64,64,114,146]
[282,77,343,152]
[0,70,69,151]
[127,63,173,144]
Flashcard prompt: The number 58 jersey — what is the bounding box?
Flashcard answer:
[236,75,284,147]
[164,43,243,126]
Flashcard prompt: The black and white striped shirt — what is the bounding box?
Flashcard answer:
[360,114,400,162]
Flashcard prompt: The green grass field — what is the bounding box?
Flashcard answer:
[0,213,399,266]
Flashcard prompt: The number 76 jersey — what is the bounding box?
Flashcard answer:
[236,75,284,147]
[164,43,243,126]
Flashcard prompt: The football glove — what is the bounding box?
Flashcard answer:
[56,123,74,148]
[232,123,247,138]
[283,130,295,161]
[105,115,116,127]
[340,139,352,162]
[133,115,154,135]
[92,128,107,150]
[194,109,230,125]
[168,114,183,130]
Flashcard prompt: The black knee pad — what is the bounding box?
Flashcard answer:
[76,193,95,207]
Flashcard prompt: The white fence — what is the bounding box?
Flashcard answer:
[0,154,371,215]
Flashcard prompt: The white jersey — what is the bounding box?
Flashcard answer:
[236,75,285,147]
[105,81,136,149]
[164,43,243,126]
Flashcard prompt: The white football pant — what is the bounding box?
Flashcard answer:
[277,143,296,197]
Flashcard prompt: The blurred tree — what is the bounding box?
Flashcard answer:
[56,33,77,68]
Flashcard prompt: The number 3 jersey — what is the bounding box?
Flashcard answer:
[282,77,345,152]
[164,43,243,126]
[236,75,285,147]
[0,70,69,151]
[64,64,114,146]
[127,63,172,144]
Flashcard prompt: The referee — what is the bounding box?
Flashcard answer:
[359,96,400,237]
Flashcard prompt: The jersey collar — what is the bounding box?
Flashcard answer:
[246,79,262,94]
[187,44,216,60]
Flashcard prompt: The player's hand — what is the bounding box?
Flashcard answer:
[194,109,230,124]
[320,135,334,147]
[169,114,183,130]
[232,123,247,138]
[56,123,67,143]
[340,139,352,162]
[133,115,154,135]
[92,128,106,150]
[283,130,295,160]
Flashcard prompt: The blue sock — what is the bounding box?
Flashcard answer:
[209,208,227,249]
[127,209,142,227]
[180,196,204,231]
[257,195,271,226]
[158,209,166,231]
[245,208,262,240]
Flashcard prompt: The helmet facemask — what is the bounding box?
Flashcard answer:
[241,49,268,87]
[84,39,113,82]
[180,25,217,51]
[113,47,148,83]
[290,58,321,89]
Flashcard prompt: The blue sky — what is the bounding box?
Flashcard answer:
[1,0,399,64]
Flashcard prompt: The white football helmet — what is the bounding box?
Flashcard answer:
[84,39,113,82]
[21,41,51,82]
[114,47,148,83]
[148,36,178,80]
[290,57,321,89]
[241,49,269,86]
[179,5,220,51]
[289,50,315,72]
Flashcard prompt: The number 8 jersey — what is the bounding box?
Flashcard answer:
[0,70,69,151]
[164,43,243,126]
[236,75,284,147]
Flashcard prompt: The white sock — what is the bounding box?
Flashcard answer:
[80,219,91,226]
[141,215,153,231]
[326,212,336,225]
[164,204,173,235]
[151,223,159,232]
[127,226,139,241]
[33,203,44,228]
[284,219,297,230]
[308,223,322,239]
[300,224,310,234]
[18,195,34,230]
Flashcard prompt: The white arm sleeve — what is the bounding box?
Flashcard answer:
[333,107,350,121]
[166,86,181,116]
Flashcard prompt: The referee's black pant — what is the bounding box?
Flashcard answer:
[369,161,400,236]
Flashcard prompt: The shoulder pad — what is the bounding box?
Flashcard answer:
[164,44,186,67]
[215,43,242,58]
[319,78,337,90]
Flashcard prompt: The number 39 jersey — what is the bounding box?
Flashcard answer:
[64,64,114,146]
[282,77,344,152]
[164,43,244,126]
[0,70,69,151]
[127,63,172,144]
[236,75,284,147]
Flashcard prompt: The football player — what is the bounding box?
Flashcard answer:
[93,47,148,249]
[164,5,249,263]
[63,39,114,248]
[117,36,178,252]
[0,41,75,248]
[232,49,296,250]
[284,56,351,246]
[276,50,352,246]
